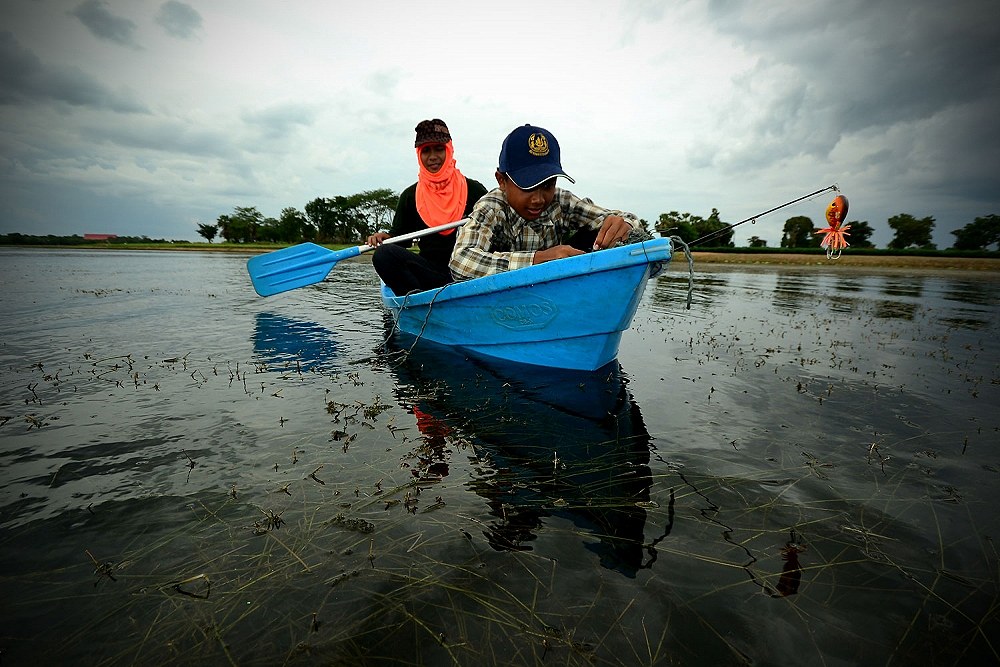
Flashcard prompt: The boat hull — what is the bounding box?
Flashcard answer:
[381,237,672,371]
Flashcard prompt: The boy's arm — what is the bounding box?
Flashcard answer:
[449,193,535,280]
[561,190,639,231]
[560,190,639,249]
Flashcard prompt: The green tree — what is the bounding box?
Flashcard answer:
[215,214,233,242]
[255,217,282,242]
[655,211,701,243]
[695,208,734,247]
[305,197,359,243]
[196,223,218,243]
[747,235,767,248]
[349,188,399,238]
[846,220,875,248]
[216,206,264,243]
[655,208,733,246]
[781,216,817,248]
[256,209,311,243]
[887,214,935,250]
[951,214,1000,250]
[278,207,313,242]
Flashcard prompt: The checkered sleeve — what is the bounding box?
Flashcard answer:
[449,191,535,280]
[559,190,639,230]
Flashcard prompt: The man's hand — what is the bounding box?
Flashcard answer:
[593,215,634,250]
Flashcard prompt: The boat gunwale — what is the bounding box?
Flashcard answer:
[382,237,673,307]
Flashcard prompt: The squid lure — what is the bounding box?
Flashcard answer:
[815,194,850,259]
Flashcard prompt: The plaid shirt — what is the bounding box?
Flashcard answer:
[449,187,639,280]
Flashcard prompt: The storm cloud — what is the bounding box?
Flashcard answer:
[1,0,997,246]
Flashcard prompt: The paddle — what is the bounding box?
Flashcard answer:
[247,219,466,297]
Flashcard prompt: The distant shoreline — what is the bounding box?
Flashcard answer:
[685,252,1000,272]
[4,243,1000,272]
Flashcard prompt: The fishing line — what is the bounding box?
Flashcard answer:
[688,184,840,248]
[637,233,694,309]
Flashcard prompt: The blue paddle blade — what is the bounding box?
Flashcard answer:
[247,243,361,297]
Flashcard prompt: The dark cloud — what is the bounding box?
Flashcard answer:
[69,0,140,49]
[0,32,148,113]
[699,0,1000,209]
[707,0,1000,140]
[155,1,202,39]
[65,113,241,161]
[242,104,317,141]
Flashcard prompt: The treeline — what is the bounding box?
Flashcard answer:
[198,189,398,244]
[655,209,1000,251]
[0,233,177,245]
[3,189,997,251]
[203,189,998,251]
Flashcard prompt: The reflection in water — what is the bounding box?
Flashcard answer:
[251,312,342,371]
[827,295,859,314]
[384,334,666,578]
[880,276,925,298]
[831,276,865,293]
[943,279,1000,307]
[873,299,918,320]
[773,271,821,311]
[653,273,729,309]
[776,530,805,597]
[249,313,668,577]
[937,311,993,330]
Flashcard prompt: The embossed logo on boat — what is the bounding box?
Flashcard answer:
[489,296,558,330]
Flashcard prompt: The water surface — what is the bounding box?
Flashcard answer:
[1,248,998,665]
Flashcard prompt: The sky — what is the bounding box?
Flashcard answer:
[2,0,998,248]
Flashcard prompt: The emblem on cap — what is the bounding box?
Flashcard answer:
[528,133,549,157]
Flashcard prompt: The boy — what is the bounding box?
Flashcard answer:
[449,124,649,281]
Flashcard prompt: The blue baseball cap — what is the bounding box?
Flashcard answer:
[498,124,575,189]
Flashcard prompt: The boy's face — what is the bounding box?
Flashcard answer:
[419,143,447,173]
[496,171,557,221]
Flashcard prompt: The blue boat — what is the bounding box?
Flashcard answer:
[381,237,673,371]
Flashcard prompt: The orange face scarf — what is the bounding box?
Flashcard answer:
[415,141,468,235]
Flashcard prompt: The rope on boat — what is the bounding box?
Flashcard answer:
[363,289,424,366]
[668,235,694,310]
[400,282,453,357]
[369,282,455,367]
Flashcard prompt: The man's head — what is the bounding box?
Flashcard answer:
[497,124,574,190]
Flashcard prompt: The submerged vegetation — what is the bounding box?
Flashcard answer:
[1,252,998,665]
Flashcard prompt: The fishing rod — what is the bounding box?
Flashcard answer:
[687,184,840,247]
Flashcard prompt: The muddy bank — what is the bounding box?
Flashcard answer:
[687,252,1000,272]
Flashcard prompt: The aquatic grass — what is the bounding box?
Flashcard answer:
[4,261,1000,665]
[5,406,999,664]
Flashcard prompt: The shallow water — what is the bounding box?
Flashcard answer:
[1,248,998,665]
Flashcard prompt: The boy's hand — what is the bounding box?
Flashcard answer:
[593,216,634,250]
[532,245,585,264]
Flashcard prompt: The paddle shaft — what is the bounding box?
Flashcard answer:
[362,219,465,252]
[247,219,467,297]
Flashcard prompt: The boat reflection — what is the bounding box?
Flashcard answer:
[251,312,342,372]
[382,332,666,578]
[250,313,667,577]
